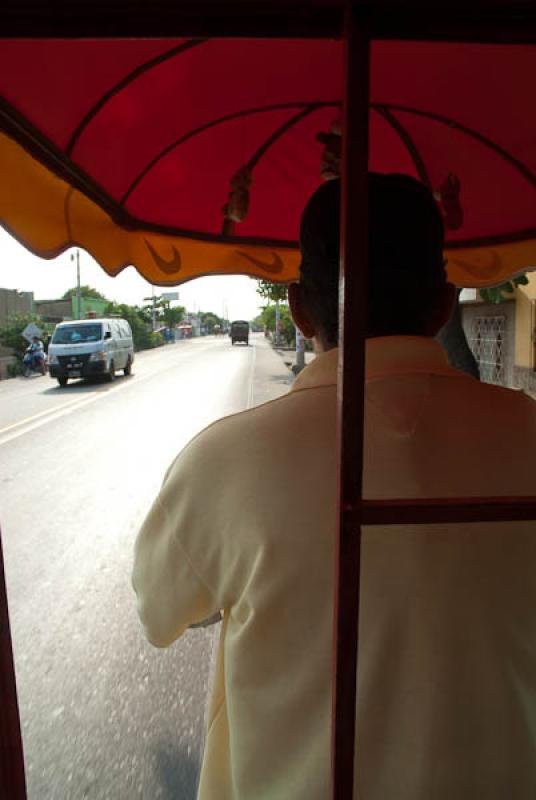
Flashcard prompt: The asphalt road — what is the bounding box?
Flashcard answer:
[0,334,286,800]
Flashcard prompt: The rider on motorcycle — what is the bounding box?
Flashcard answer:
[23,336,46,375]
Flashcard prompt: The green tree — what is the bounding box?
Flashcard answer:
[200,311,225,334]
[251,313,265,332]
[161,300,185,329]
[141,297,184,329]
[256,280,288,304]
[62,285,109,301]
[479,273,529,304]
[256,281,288,344]
[260,303,295,347]
[104,301,160,351]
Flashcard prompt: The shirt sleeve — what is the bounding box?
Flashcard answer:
[132,492,218,648]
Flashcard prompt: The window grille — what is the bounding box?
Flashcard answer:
[470,315,506,385]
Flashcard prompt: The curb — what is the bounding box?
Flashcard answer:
[271,345,312,376]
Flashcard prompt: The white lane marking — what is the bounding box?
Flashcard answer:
[0,340,225,448]
[0,358,182,447]
[0,394,99,436]
[0,385,123,447]
[247,339,257,410]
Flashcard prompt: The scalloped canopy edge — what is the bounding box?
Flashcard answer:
[1,132,534,289]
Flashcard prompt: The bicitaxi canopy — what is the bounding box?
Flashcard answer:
[1,8,536,800]
[0,37,534,287]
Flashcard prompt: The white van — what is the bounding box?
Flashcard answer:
[48,318,134,387]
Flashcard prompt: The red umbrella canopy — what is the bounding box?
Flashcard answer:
[0,38,534,286]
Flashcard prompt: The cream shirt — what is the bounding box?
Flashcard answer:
[133,337,536,799]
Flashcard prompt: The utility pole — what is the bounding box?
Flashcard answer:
[143,286,159,331]
[295,326,305,372]
[70,249,81,319]
[275,299,281,346]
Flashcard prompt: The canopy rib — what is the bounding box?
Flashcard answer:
[385,102,536,189]
[1,91,534,250]
[120,101,339,205]
[374,105,432,188]
[0,95,129,225]
[246,104,324,170]
[66,38,207,156]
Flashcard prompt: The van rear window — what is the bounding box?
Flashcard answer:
[52,324,103,344]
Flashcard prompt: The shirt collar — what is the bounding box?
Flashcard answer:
[291,336,469,392]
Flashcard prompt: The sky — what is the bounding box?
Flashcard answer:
[0,227,265,321]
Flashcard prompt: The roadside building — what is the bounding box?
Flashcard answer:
[0,287,34,325]
[0,292,110,379]
[460,271,536,397]
[176,322,193,339]
[179,312,201,337]
[35,295,109,323]
[33,298,71,323]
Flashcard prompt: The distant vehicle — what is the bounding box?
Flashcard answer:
[48,318,134,387]
[230,320,250,345]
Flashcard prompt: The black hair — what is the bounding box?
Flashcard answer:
[299,173,446,347]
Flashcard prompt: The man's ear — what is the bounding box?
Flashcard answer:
[288,282,317,340]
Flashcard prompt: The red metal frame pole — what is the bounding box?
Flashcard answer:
[0,531,26,799]
[332,4,370,799]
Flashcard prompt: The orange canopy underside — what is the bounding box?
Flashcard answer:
[3,132,534,288]
[0,133,302,286]
[0,38,535,287]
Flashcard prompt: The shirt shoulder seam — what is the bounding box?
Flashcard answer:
[165,389,324,480]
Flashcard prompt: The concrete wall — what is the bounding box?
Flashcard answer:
[513,273,536,372]
[514,288,533,369]
[461,277,536,397]
[0,288,34,324]
[513,278,536,395]
[35,296,109,322]
[34,298,72,321]
[0,353,17,379]
[509,273,536,395]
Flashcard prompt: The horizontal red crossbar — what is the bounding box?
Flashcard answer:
[361,497,536,525]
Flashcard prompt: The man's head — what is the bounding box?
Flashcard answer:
[288,173,455,351]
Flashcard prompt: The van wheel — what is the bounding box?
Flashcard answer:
[124,356,132,376]
[58,377,68,387]
[107,361,116,382]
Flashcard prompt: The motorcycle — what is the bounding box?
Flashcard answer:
[22,347,47,377]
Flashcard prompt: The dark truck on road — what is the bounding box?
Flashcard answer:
[230,320,250,345]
